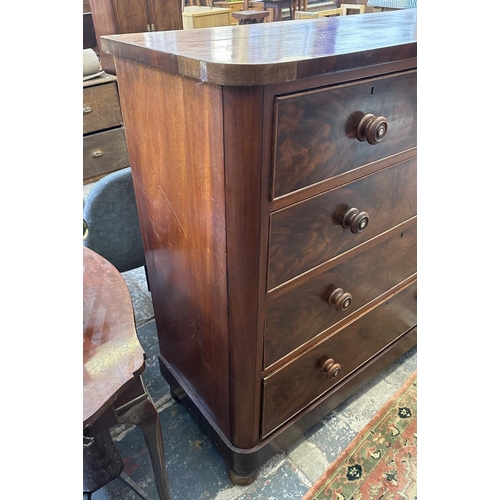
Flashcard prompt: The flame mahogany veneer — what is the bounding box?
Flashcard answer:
[102,9,417,484]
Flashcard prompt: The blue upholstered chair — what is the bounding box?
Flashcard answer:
[83,167,146,273]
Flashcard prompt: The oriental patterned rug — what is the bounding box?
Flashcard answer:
[303,371,417,500]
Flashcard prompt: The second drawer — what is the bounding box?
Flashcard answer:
[268,157,416,289]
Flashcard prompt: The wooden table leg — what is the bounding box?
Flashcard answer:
[116,377,172,500]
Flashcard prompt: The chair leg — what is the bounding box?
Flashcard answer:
[116,380,172,500]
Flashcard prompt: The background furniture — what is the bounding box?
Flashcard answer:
[83,12,97,50]
[88,0,182,74]
[367,0,416,10]
[83,73,129,184]
[341,2,365,13]
[295,7,341,18]
[83,246,171,499]
[185,0,213,5]
[182,6,232,28]
[102,8,417,485]
[83,0,96,50]
[214,1,244,24]
[232,9,269,23]
[83,167,146,273]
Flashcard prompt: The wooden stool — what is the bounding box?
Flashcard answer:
[233,10,269,24]
[250,0,291,21]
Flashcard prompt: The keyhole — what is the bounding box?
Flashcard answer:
[371,86,375,96]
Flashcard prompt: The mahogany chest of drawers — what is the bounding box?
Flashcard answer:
[102,9,417,483]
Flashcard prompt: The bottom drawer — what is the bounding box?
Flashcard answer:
[83,127,129,181]
[261,281,417,437]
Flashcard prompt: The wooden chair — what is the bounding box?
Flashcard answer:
[296,0,308,12]
[295,7,342,19]
[319,7,342,16]
[341,3,365,14]
[295,10,318,19]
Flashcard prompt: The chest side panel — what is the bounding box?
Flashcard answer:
[114,58,231,437]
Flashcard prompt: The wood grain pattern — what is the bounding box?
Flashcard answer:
[272,70,416,197]
[223,85,266,448]
[101,9,417,86]
[83,80,123,134]
[265,221,417,367]
[90,0,182,74]
[83,247,145,425]
[261,281,417,436]
[148,0,183,31]
[111,0,149,33]
[268,157,417,289]
[114,57,232,437]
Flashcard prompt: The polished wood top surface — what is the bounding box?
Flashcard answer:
[83,246,145,425]
[101,9,416,86]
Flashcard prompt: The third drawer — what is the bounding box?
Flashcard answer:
[264,220,416,368]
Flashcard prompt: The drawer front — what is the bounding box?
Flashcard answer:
[261,281,417,437]
[265,221,416,368]
[268,157,416,289]
[83,128,129,180]
[83,82,123,135]
[272,70,416,198]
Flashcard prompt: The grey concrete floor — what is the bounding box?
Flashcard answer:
[84,179,417,500]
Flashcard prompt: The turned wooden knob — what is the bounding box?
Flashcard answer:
[327,287,352,311]
[356,113,388,145]
[342,208,369,234]
[321,358,342,379]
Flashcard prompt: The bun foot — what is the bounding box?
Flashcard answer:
[169,388,182,403]
[227,467,259,486]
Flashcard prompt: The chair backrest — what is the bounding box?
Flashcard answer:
[83,167,146,273]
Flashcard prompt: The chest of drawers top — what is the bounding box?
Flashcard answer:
[102,9,416,86]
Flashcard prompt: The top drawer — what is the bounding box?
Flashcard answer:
[83,81,123,135]
[272,70,416,199]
